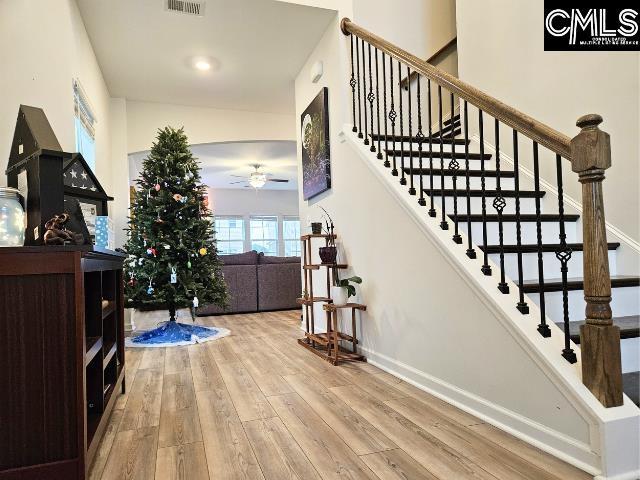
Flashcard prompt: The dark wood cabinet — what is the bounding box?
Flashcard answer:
[0,246,126,480]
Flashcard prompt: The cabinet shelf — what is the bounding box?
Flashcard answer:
[85,336,103,366]
[103,342,117,370]
[101,300,116,320]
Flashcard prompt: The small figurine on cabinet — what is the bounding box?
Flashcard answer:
[43,214,85,245]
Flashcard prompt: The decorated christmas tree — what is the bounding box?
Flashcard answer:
[124,127,228,331]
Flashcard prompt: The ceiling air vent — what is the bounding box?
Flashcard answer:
[165,0,205,17]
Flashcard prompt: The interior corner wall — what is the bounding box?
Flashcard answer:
[0,0,76,181]
[0,0,115,222]
[295,11,598,471]
[455,0,640,243]
[125,101,296,154]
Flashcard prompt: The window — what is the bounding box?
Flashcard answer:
[250,216,278,256]
[283,217,301,257]
[73,80,97,172]
[214,216,245,255]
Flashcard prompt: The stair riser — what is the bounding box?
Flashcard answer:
[385,141,463,154]
[491,250,617,282]
[463,221,579,245]
[429,195,541,215]
[527,286,640,323]
[415,174,516,191]
[621,338,639,374]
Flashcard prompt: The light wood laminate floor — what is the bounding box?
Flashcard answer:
[90,310,592,480]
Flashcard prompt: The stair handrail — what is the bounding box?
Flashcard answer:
[341,18,572,160]
[401,37,457,91]
[341,17,623,408]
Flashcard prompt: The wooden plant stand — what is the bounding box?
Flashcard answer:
[297,234,367,365]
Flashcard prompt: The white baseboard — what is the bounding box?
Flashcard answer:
[360,344,601,476]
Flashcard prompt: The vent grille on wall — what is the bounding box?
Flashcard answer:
[165,0,205,16]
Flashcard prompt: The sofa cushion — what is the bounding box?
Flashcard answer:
[257,263,302,311]
[220,250,259,265]
[197,264,258,315]
[258,253,301,264]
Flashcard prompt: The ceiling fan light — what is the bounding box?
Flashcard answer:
[248,172,267,188]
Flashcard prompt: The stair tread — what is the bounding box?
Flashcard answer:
[622,372,640,406]
[404,168,515,178]
[370,133,468,145]
[444,114,460,127]
[387,149,491,160]
[479,242,620,254]
[425,189,545,198]
[556,315,640,343]
[450,213,580,222]
[522,275,640,293]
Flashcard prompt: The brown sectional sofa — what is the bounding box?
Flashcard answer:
[197,250,301,316]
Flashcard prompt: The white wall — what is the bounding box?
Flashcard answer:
[456,0,640,243]
[0,0,115,223]
[294,10,622,476]
[0,0,76,178]
[126,101,296,154]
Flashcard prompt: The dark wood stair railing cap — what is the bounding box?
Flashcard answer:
[340,17,573,159]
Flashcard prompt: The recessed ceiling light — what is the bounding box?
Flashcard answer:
[194,60,211,71]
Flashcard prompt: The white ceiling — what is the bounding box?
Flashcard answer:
[129,140,298,190]
[76,0,335,114]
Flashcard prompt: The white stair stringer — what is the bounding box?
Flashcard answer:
[342,125,640,480]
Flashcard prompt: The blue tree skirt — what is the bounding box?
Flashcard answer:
[125,321,230,348]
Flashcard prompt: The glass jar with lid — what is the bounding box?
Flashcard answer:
[0,187,25,247]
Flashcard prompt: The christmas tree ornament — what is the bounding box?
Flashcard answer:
[187,260,192,269]
[138,258,144,265]
[163,244,170,250]
[172,193,183,202]
[199,247,207,256]
[170,266,177,284]
[193,296,199,308]
[154,183,161,191]
[147,280,154,294]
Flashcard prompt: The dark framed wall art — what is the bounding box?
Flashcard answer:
[301,87,331,200]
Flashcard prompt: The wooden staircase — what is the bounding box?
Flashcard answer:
[375,118,640,406]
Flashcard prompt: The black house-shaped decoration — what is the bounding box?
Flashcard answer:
[5,105,112,245]
[63,153,112,218]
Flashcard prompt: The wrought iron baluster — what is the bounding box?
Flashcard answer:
[398,60,405,183]
[374,48,382,159]
[382,52,390,168]
[416,75,426,206]
[513,130,529,313]
[362,39,369,145]
[493,119,508,293]
[438,86,447,230]
[355,37,362,138]
[427,80,436,217]
[533,143,551,336]
[367,43,375,152]
[407,67,415,195]
[388,57,397,175]
[349,35,357,133]
[479,111,491,274]
[555,154,576,362]
[450,93,461,243]
[463,101,476,258]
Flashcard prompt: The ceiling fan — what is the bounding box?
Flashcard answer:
[229,164,290,189]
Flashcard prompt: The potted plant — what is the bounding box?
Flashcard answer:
[331,274,362,305]
[311,222,323,235]
[318,206,337,264]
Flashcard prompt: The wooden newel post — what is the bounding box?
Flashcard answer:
[570,114,623,408]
